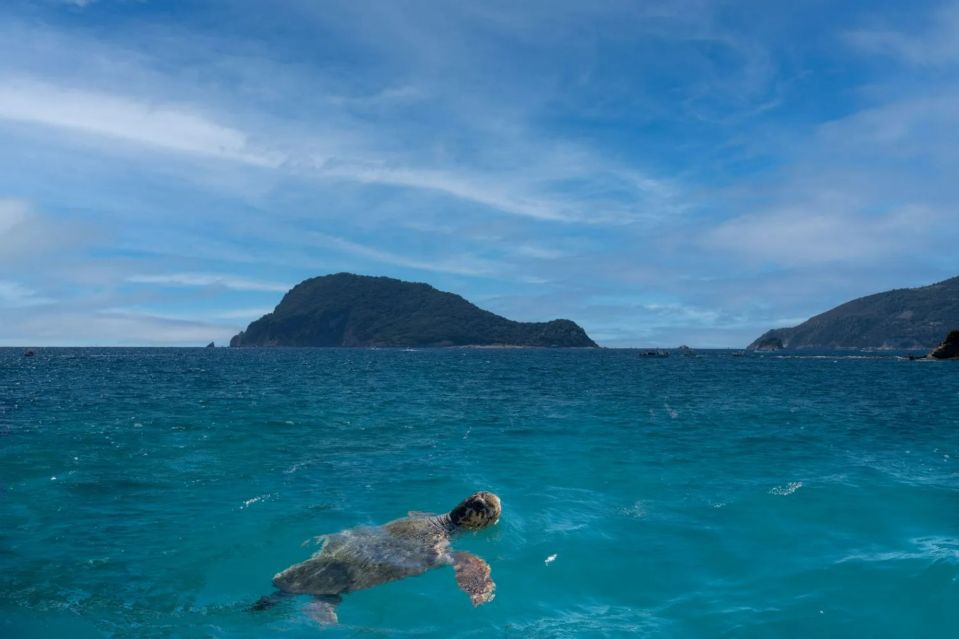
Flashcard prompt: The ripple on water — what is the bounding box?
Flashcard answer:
[1,347,958,637]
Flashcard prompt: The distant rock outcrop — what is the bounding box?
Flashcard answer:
[205,342,215,348]
[927,330,959,359]
[748,276,959,350]
[230,273,598,348]
[751,336,784,351]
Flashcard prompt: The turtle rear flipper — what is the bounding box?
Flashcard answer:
[306,595,341,624]
[249,590,293,611]
[452,551,495,606]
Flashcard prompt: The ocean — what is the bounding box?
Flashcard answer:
[1,348,957,638]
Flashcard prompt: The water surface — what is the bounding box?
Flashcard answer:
[1,348,957,637]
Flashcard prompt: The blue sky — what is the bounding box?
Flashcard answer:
[1,0,957,347]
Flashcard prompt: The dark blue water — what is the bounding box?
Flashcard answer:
[1,348,957,637]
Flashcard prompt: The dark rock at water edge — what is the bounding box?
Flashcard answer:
[927,330,959,359]
[230,273,598,348]
[747,276,959,350]
[750,336,784,351]
[206,342,215,348]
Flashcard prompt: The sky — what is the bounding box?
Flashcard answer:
[1,0,958,347]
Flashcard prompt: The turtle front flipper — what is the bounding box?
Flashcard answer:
[452,551,495,606]
[305,595,341,624]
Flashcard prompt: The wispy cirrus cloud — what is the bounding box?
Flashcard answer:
[212,307,276,320]
[0,74,671,225]
[321,164,576,223]
[0,280,54,308]
[0,78,281,167]
[0,306,237,347]
[0,198,94,265]
[844,2,959,66]
[704,203,943,266]
[2,1,958,347]
[127,273,291,292]
[307,232,501,277]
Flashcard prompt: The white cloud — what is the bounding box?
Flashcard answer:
[0,77,281,166]
[0,308,237,346]
[324,163,576,222]
[213,307,275,320]
[814,94,959,154]
[513,244,567,260]
[0,74,668,225]
[705,203,941,265]
[845,3,959,66]
[0,198,93,264]
[311,149,680,225]
[308,232,501,276]
[324,84,424,108]
[6,3,957,349]
[0,280,53,307]
[127,273,291,292]
[0,198,29,233]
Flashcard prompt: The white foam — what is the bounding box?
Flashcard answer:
[284,462,307,474]
[621,501,647,518]
[769,481,803,496]
[241,493,272,509]
[544,554,558,565]
[837,536,959,564]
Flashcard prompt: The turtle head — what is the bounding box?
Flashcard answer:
[449,491,501,530]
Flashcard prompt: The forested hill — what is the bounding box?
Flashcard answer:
[748,276,959,350]
[230,273,598,348]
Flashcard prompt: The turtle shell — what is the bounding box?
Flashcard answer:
[273,516,452,596]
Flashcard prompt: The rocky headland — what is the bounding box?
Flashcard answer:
[748,276,959,350]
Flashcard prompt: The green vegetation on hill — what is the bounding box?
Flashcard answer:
[230,273,598,348]
[748,276,959,350]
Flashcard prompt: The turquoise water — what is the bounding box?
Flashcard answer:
[1,348,957,638]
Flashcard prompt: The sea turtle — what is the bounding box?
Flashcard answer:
[252,491,501,623]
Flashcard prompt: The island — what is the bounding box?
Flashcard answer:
[229,273,598,348]
[748,275,959,350]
